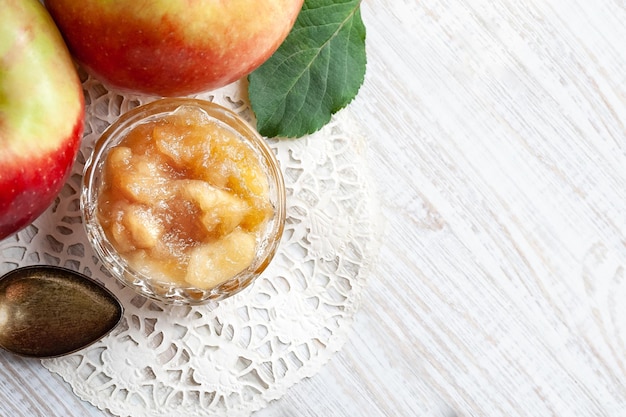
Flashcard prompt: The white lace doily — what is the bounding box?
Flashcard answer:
[0,72,381,417]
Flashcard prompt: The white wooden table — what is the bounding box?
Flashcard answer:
[2,0,626,415]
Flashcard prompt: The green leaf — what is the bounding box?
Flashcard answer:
[248,0,366,138]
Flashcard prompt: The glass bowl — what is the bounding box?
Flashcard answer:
[81,98,286,305]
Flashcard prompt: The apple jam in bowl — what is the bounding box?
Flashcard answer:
[81,98,286,305]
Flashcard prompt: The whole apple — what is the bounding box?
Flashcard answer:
[43,0,304,97]
[0,0,84,240]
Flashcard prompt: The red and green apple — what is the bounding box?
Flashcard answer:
[0,0,84,240]
[44,0,304,97]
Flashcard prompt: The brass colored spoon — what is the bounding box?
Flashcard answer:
[0,265,123,358]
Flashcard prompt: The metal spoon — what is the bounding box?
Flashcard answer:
[0,265,123,358]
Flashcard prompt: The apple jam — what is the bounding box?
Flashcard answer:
[86,100,284,299]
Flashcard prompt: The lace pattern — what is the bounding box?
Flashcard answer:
[0,73,381,417]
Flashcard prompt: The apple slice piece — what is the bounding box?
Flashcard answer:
[126,249,187,284]
[198,131,271,200]
[105,146,133,188]
[108,220,135,254]
[121,205,163,249]
[107,148,174,205]
[228,153,270,199]
[185,229,257,289]
[240,195,274,232]
[153,121,209,172]
[176,179,248,236]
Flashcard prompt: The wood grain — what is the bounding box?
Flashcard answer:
[2,0,626,415]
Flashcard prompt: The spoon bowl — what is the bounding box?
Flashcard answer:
[0,265,123,358]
